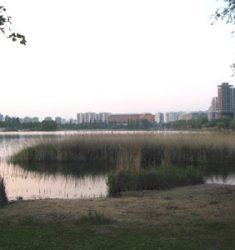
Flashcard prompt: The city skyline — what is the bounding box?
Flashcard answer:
[0,80,229,122]
[1,0,235,119]
[0,80,233,122]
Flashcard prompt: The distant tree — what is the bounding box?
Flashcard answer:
[41,120,57,131]
[229,118,235,128]
[0,5,26,45]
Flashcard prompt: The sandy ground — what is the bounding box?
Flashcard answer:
[0,184,235,226]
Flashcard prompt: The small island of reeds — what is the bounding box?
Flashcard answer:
[10,133,235,194]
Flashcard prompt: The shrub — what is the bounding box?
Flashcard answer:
[0,177,8,207]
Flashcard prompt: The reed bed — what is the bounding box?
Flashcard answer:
[10,133,235,192]
[0,177,8,207]
[11,133,235,170]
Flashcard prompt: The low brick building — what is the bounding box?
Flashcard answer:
[108,113,155,124]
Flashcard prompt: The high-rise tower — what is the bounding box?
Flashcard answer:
[217,82,234,117]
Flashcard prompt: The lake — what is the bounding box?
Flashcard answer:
[0,131,234,200]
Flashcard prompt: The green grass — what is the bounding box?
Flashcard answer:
[75,211,114,225]
[0,221,234,250]
[107,166,203,196]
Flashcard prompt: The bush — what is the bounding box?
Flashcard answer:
[0,177,8,207]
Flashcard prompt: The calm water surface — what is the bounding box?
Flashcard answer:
[0,131,234,200]
[0,131,109,200]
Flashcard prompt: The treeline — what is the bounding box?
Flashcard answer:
[2,116,235,131]
[0,117,154,131]
[165,117,235,130]
[0,117,57,131]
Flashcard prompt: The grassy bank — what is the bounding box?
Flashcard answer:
[108,167,203,196]
[11,133,235,169]
[0,184,234,250]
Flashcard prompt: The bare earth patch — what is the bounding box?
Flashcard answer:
[1,184,235,226]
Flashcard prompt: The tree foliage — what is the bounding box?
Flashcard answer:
[214,0,235,72]
[214,0,235,24]
[0,5,26,45]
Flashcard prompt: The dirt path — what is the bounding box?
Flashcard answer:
[1,184,235,226]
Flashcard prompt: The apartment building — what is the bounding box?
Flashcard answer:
[77,112,110,124]
[165,112,179,123]
[155,113,164,124]
[218,82,235,114]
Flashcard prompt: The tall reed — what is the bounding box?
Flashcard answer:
[11,133,235,172]
[0,177,8,207]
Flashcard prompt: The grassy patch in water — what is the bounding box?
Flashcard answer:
[108,166,203,196]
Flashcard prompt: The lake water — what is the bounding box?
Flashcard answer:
[0,131,234,200]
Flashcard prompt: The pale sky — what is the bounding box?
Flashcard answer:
[0,0,235,119]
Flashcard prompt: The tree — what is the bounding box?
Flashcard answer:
[41,120,58,131]
[214,1,235,72]
[214,0,235,24]
[0,5,26,45]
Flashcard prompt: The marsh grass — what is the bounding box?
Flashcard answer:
[11,133,235,172]
[0,177,8,207]
[107,166,203,196]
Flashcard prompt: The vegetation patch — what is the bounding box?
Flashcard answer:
[107,166,203,196]
[0,177,8,207]
[11,133,235,169]
[0,220,234,250]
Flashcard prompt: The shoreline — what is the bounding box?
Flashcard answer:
[1,184,234,224]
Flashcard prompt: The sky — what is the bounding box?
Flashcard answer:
[0,0,235,120]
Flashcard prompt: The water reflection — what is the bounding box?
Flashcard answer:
[0,132,108,200]
[16,162,112,177]
[1,162,107,200]
[206,174,235,185]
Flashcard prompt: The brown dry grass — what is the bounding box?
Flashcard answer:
[1,184,235,226]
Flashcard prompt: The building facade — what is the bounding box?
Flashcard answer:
[155,113,164,124]
[108,113,155,124]
[108,114,139,124]
[165,112,179,123]
[97,112,110,123]
[179,112,207,121]
[217,82,234,117]
[77,112,110,124]
[208,97,218,121]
